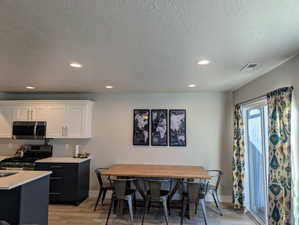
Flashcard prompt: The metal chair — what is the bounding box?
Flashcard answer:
[94,168,114,211]
[141,179,170,225]
[207,170,223,216]
[106,178,136,225]
[180,180,209,225]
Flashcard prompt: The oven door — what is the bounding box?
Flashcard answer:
[12,121,47,139]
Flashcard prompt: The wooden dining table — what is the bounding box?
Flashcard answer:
[102,164,211,219]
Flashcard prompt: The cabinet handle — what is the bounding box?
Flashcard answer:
[50,166,63,169]
[49,192,62,195]
[65,126,68,136]
[31,110,33,120]
[50,177,63,180]
[62,127,64,136]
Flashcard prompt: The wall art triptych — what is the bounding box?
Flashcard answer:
[133,109,186,147]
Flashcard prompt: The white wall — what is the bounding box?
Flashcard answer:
[233,55,299,224]
[0,92,233,196]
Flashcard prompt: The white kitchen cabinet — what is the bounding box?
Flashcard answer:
[13,104,32,121]
[0,105,14,138]
[0,100,94,139]
[31,103,67,138]
[65,103,88,138]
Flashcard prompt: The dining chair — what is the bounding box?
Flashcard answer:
[106,178,136,225]
[141,179,170,225]
[94,168,114,211]
[207,170,223,216]
[180,180,209,225]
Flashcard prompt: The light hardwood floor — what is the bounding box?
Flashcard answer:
[49,197,255,225]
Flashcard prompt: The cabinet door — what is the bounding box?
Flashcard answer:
[0,105,14,138]
[31,104,66,138]
[65,103,87,138]
[13,105,31,121]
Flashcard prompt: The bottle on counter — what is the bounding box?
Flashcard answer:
[74,145,80,158]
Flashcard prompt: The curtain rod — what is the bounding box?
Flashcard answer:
[235,86,294,106]
[236,94,267,106]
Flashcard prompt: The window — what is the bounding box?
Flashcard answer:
[243,99,268,224]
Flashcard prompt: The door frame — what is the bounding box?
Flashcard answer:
[242,98,268,225]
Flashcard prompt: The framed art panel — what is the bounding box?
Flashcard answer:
[169,109,186,147]
[151,109,168,146]
[133,109,150,146]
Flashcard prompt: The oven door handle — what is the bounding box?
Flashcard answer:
[33,122,37,137]
[2,167,24,171]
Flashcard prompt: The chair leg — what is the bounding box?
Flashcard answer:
[199,198,208,225]
[167,199,171,216]
[94,188,103,211]
[102,189,108,205]
[133,193,137,212]
[180,197,186,225]
[142,197,150,225]
[162,198,169,225]
[212,191,223,216]
[105,197,114,225]
[127,196,134,225]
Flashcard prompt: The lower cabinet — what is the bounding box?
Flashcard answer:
[35,160,90,205]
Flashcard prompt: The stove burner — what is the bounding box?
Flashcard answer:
[1,156,39,163]
[0,144,53,170]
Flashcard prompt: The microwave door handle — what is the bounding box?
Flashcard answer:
[33,122,37,137]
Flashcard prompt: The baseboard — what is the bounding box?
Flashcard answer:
[89,190,232,203]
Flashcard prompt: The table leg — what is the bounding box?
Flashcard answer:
[116,199,125,216]
[188,202,197,219]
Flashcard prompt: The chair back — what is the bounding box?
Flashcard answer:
[112,178,136,199]
[186,180,209,202]
[208,170,223,191]
[95,168,111,188]
[147,179,170,201]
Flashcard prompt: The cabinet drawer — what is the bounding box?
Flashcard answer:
[49,192,64,202]
[49,177,64,193]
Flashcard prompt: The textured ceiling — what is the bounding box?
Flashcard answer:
[0,0,299,93]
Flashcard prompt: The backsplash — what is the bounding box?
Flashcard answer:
[0,139,90,157]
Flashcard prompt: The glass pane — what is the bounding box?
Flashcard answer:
[247,107,267,223]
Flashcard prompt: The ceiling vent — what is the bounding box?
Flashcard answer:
[241,63,259,72]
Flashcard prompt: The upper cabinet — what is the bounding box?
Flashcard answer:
[0,100,94,139]
[0,104,14,138]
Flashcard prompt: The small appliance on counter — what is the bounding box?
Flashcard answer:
[0,144,53,170]
[73,145,90,158]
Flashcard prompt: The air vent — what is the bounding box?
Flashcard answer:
[241,63,259,72]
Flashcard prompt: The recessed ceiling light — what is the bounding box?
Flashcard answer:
[70,62,82,68]
[197,59,210,65]
[188,84,196,88]
[26,86,36,90]
[105,85,114,89]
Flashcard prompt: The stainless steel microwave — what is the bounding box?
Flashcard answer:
[12,121,47,139]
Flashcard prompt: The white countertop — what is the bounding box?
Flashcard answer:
[36,157,91,164]
[0,170,52,190]
[0,155,13,161]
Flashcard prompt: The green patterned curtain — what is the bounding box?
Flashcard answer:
[267,87,293,225]
[232,104,245,209]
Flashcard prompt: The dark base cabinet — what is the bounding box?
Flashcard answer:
[36,159,90,205]
[0,176,50,225]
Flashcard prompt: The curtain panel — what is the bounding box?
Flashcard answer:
[232,104,245,209]
[267,87,293,225]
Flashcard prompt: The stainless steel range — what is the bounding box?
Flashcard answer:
[0,144,53,170]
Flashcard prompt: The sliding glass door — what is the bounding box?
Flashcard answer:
[244,101,268,224]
